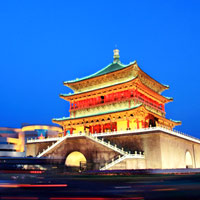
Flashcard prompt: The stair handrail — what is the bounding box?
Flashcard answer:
[37,132,86,157]
[100,154,128,170]
[86,134,128,155]
[100,151,145,170]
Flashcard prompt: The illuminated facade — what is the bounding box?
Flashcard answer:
[53,49,181,134]
[26,52,200,170]
[0,125,62,157]
[0,127,25,157]
[22,124,62,141]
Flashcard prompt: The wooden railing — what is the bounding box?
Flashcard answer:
[70,96,165,116]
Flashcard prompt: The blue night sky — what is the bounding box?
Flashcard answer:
[0,1,200,137]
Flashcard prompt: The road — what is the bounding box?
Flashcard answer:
[0,171,200,199]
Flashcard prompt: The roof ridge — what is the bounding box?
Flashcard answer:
[53,104,142,121]
[64,61,135,84]
[64,62,113,84]
[60,76,138,97]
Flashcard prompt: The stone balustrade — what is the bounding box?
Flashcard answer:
[27,126,200,145]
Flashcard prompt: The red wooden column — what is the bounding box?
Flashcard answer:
[89,126,92,134]
[136,119,139,129]
[111,92,114,101]
[114,122,117,131]
[101,124,104,133]
[98,124,101,133]
[92,125,94,134]
[162,104,165,112]
[141,120,145,128]
[113,122,117,132]
[76,101,79,109]
[63,127,67,136]
[127,118,130,130]
[82,100,85,109]
[103,124,105,132]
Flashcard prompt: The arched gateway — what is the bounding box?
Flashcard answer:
[65,151,87,167]
[185,151,193,168]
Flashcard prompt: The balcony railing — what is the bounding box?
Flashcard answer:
[27,132,86,143]
[27,126,200,145]
[70,96,165,116]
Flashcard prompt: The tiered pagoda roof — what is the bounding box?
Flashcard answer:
[53,104,180,127]
[64,61,134,84]
[60,76,172,103]
[53,49,181,130]
[64,58,169,94]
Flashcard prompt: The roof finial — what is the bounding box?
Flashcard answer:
[113,49,120,63]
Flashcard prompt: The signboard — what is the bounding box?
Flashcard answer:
[36,129,47,139]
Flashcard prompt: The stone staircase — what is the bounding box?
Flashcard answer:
[36,133,124,158]
[36,133,145,171]
[37,133,85,158]
[86,134,145,170]
[99,151,145,170]
[37,135,68,158]
[86,135,129,155]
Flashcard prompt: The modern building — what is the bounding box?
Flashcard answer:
[0,127,25,157]
[0,124,62,158]
[22,124,63,141]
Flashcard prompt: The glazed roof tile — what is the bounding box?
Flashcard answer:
[163,96,173,100]
[64,61,136,84]
[53,104,142,121]
[61,77,137,97]
[170,119,182,123]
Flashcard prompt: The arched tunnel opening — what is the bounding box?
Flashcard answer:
[65,151,87,171]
